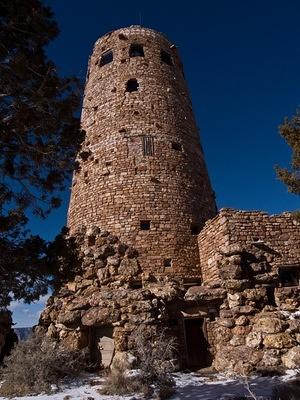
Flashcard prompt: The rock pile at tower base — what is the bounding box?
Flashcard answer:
[39,209,300,375]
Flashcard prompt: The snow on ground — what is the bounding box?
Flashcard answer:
[0,370,298,400]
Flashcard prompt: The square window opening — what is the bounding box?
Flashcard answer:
[130,280,143,289]
[129,43,144,57]
[191,223,201,235]
[100,50,113,67]
[126,78,139,92]
[161,50,173,65]
[140,220,150,230]
[164,259,172,268]
[172,142,183,151]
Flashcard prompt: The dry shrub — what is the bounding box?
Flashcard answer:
[100,327,176,399]
[131,326,177,399]
[99,358,140,396]
[0,332,86,396]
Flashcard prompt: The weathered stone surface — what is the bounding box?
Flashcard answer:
[235,316,249,326]
[219,264,242,280]
[227,293,242,309]
[246,331,263,348]
[82,307,121,326]
[260,350,281,367]
[219,244,244,257]
[282,347,300,368]
[184,286,226,302]
[111,351,137,370]
[57,310,82,327]
[253,317,285,334]
[118,258,140,277]
[263,333,294,349]
[287,319,300,333]
[232,325,252,336]
[213,326,233,343]
[217,318,235,328]
[214,345,262,375]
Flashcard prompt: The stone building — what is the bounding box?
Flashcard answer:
[39,26,300,375]
[67,25,217,279]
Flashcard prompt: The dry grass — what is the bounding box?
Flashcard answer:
[99,359,141,396]
[0,333,86,396]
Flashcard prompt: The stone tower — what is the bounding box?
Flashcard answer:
[68,26,216,279]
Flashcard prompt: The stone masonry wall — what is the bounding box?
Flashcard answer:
[194,208,300,375]
[67,26,216,279]
[39,226,185,367]
[198,208,300,285]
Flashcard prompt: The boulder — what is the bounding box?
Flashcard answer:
[57,310,82,327]
[253,317,285,334]
[282,347,300,368]
[263,333,294,349]
[223,279,251,291]
[111,351,137,370]
[288,319,300,333]
[219,244,243,256]
[118,257,140,277]
[219,264,242,280]
[184,286,226,302]
[213,325,233,343]
[260,349,281,367]
[227,293,243,309]
[232,325,252,336]
[217,318,235,328]
[235,316,249,326]
[213,345,262,375]
[246,331,263,349]
[82,307,121,326]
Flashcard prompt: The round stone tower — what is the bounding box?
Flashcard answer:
[68,26,216,279]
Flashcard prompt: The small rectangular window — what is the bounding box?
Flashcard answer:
[126,78,139,92]
[140,220,150,230]
[172,142,182,151]
[142,136,154,156]
[164,259,172,268]
[129,43,144,57]
[161,50,173,65]
[100,50,113,67]
[191,223,201,235]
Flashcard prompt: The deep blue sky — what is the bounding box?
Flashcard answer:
[13,0,300,326]
[30,0,300,241]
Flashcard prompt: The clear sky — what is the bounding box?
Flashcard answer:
[11,0,300,327]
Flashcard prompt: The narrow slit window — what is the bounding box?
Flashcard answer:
[140,220,150,230]
[126,78,139,92]
[129,43,144,57]
[142,136,154,156]
[100,50,113,67]
[191,223,201,235]
[172,142,183,151]
[161,50,173,65]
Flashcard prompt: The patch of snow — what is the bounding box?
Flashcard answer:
[0,370,299,400]
[281,310,300,320]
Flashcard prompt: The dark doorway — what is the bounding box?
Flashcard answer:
[184,318,211,369]
[279,266,300,287]
[90,326,114,368]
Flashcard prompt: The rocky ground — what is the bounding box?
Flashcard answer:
[0,370,298,400]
